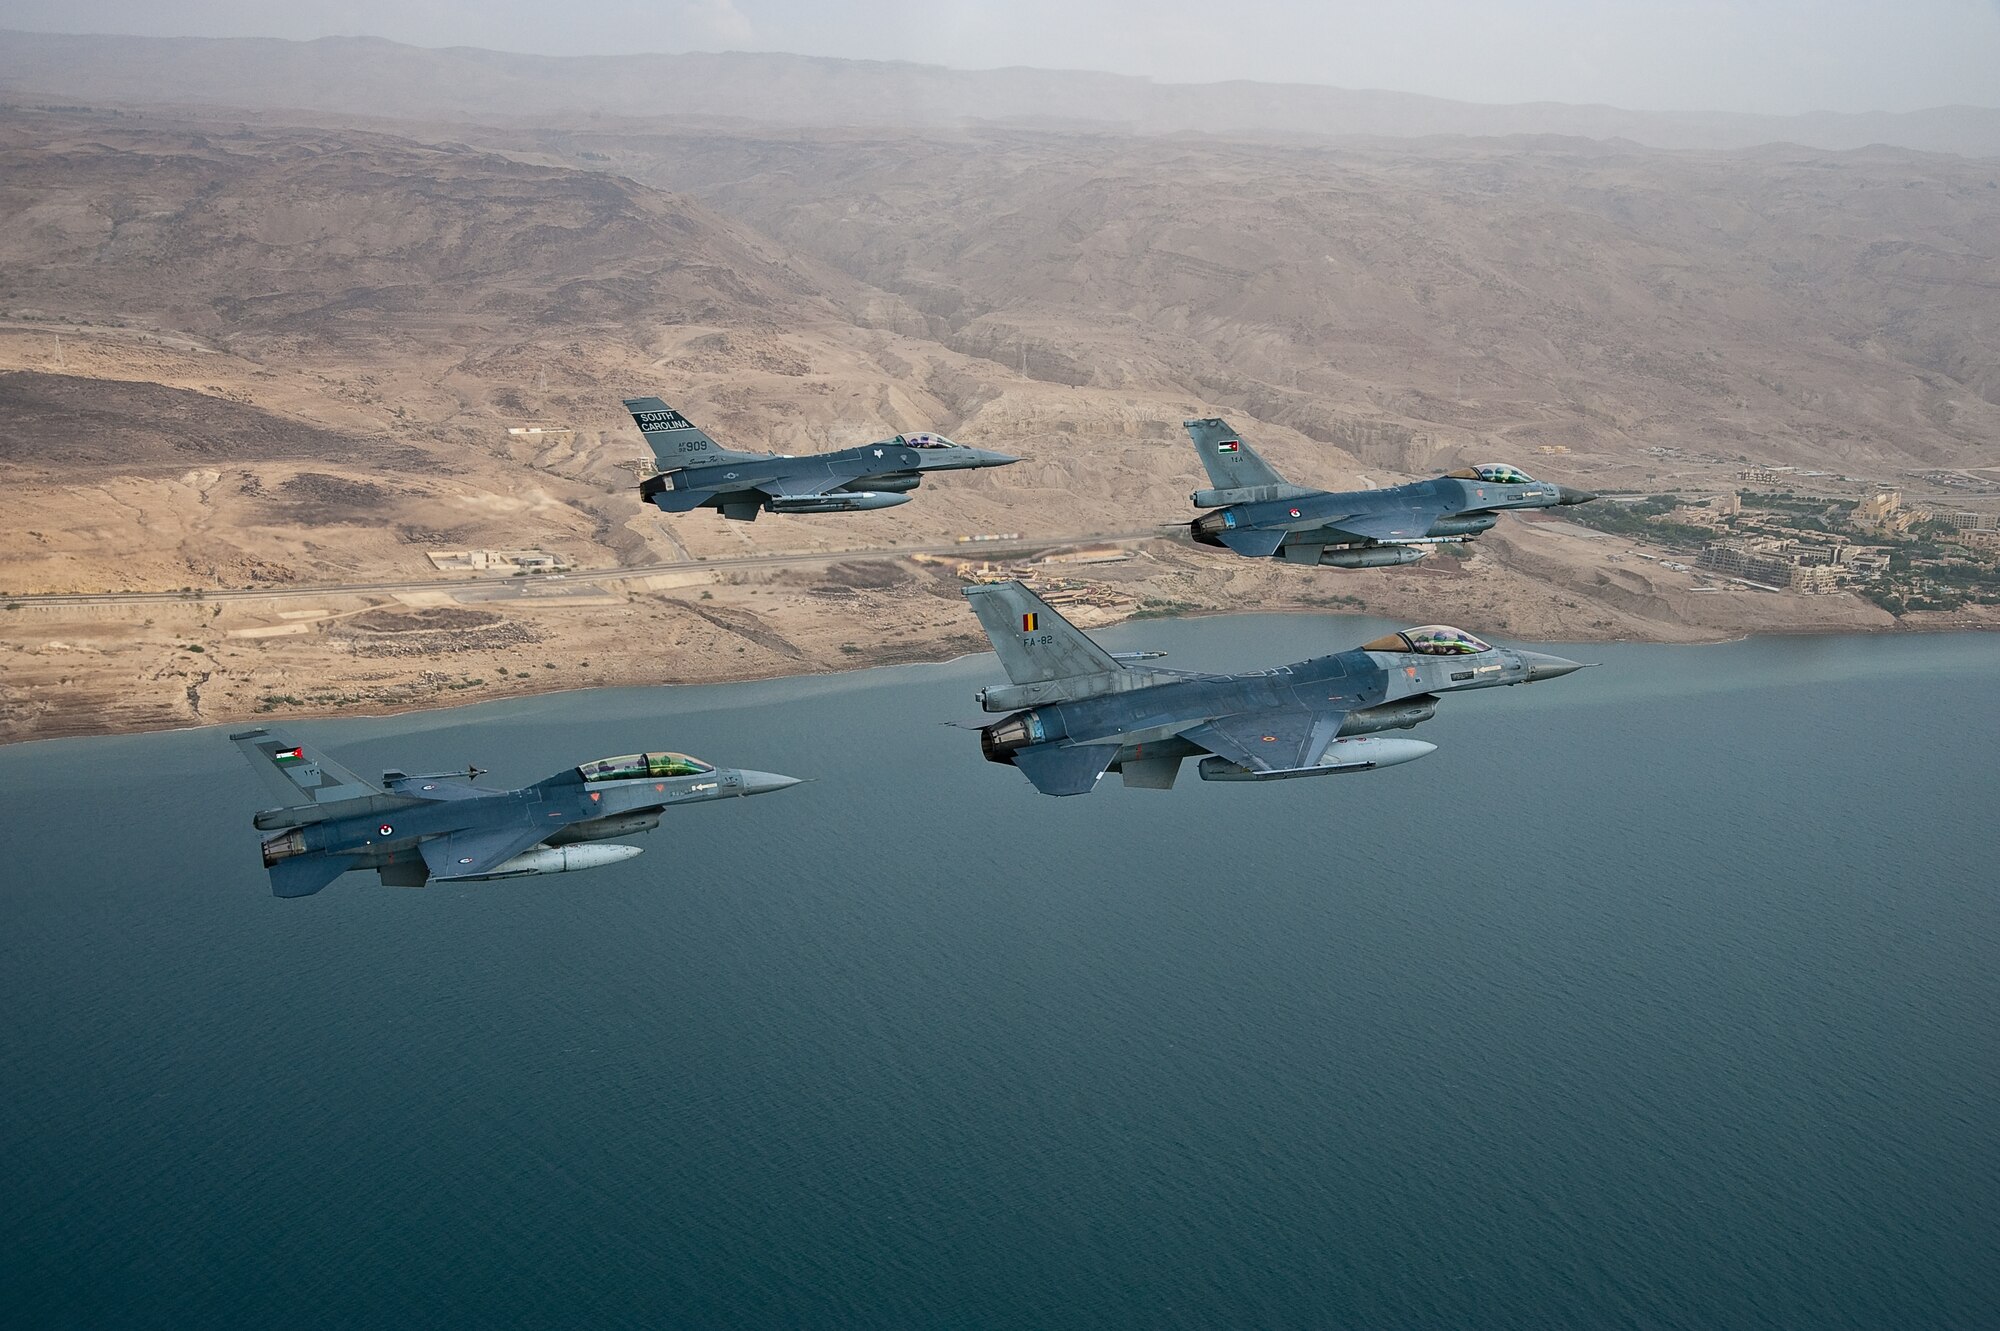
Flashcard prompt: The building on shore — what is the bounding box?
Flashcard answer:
[1856,490,1903,525]
[1696,541,1850,594]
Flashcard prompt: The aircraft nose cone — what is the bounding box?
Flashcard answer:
[1557,486,1598,505]
[736,770,804,797]
[1518,651,1588,682]
[976,449,1022,467]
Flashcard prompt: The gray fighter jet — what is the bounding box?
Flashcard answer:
[232,728,800,896]
[962,582,1585,795]
[1181,417,1595,566]
[627,396,1018,521]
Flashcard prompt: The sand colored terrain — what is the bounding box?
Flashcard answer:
[2,106,1993,743]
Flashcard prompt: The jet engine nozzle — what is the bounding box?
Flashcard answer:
[979,711,1045,764]
[1189,512,1230,548]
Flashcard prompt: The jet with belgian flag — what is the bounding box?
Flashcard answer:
[961,581,1588,796]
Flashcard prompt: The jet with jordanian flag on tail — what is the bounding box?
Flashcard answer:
[231,729,799,896]
[627,395,1018,521]
[1180,417,1595,567]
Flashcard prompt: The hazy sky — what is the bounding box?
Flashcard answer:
[8,0,1999,114]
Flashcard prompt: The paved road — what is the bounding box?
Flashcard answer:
[8,530,1177,609]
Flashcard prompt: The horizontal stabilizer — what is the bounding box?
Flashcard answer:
[268,854,359,898]
[1217,527,1287,558]
[1011,742,1120,797]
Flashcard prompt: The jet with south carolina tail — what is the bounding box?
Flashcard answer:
[962,582,1587,796]
[1180,417,1595,567]
[626,396,1018,521]
[231,729,800,896]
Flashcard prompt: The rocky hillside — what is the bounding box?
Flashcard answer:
[524,125,2000,474]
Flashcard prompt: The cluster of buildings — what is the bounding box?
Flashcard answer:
[1853,490,2000,544]
[426,549,571,574]
[1687,486,1998,595]
[1694,540,1876,593]
[914,546,1139,616]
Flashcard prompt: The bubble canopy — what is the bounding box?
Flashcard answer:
[578,753,715,782]
[1362,626,1494,656]
[1446,463,1536,485]
[899,433,957,449]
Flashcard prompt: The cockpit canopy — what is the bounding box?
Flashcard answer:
[899,433,957,450]
[1447,463,1536,485]
[578,752,715,782]
[1362,625,1494,656]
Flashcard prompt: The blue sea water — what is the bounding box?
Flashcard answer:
[2,617,1996,1328]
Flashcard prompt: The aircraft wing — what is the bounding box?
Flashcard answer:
[1319,502,1449,543]
[747,467,850,499]
[1183,708,1351,773]
[418,825,552,881]
[231,728,379,806]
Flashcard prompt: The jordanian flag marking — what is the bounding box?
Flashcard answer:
[1217,441,1241,452]
[274,747,306,764]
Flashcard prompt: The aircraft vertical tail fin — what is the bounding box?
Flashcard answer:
[1185,417,1289,490]
[963,582,1125,685]
[624,396,758,467]
[231,728,381,807]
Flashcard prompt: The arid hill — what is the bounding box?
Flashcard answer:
[0,114,888,349]
[531,126,2000,475]
[0,103,1987,743]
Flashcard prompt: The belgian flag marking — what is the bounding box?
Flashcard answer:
[1021,612,1039,632]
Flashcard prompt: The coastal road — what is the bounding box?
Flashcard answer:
[8,529,1178,609]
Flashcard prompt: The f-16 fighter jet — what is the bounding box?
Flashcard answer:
[627,396,1018,521]
[962,582,1586,796]
[232,728,800,896]
[1181,417,1595,567]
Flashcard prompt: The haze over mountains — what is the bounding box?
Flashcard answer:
[2,27,1995,738]
[4,30,2000,157]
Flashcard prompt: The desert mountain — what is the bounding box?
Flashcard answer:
[2,99,1989,741]
[499,124,2000,473]
[2,30,1998,157]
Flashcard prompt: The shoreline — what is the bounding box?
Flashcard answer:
[7,608,1992,751]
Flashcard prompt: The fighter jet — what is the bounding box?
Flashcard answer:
[231,728,800,896]
[1180,417,1595,567]
[626,396,1018,521]
[961,581,1586,795]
